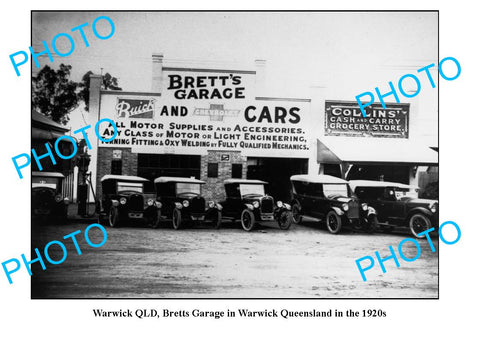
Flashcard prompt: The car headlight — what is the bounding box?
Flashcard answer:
[361,203,368,211]
[342,203,349,211]
[253,201,260,208]
[63,197,70,204]
[175,202,183,209]
[284,203,291,210]
[147,198,154,206]
[208,201,215,209]
[183,200,189,208]
[276,201,283,208]
[216,203,223,211]
[155,201,162,208]
[430,203,437,213]
[120,197,127,205]
[55,194,62,203]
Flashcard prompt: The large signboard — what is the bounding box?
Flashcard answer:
[97,69,311,157]
[325,100,409,138]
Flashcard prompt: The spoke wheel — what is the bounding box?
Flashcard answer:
[240,209,255,231]
[326,210,342,234]
[172,208,182,230]
[278,210,293,230]
[292,204,302,224]
[409,213,432,238]
[108,207,120,228]
[210,210,222,229]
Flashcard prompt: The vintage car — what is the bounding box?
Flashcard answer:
[290,174,377,234]
[98,175,160,228]
[349,180,438,238]
[218,179,293,231]
[32,171,69,221]
[154,176,222,229]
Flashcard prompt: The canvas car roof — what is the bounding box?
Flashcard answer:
[100,175,149,182]
[224,179,268,185]
[32,171,65,178]
[154,176,205,184]
[290,174,347,184]
[349,180,418,190]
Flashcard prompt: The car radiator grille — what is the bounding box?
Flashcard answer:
[261,197,274,214]
[128,194,144,211]
[347,200,360,219]
[33,190,55,208]
[190,197,205,214]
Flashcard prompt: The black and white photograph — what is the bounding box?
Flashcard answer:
[29,11,439,298]
[5,1,480,339]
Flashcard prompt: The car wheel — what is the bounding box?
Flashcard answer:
[108,207,120,228]
[98,212,106,226]
[146,209,158,228]
[326,210,342,234]
[172,208,182,230]
[210,210,222,229]
[277,210,293,230]
[409,213,432,238]
[240,209,255,231]
[292,204,303,224]
[366,215,378,233]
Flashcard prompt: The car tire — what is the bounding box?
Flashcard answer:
[240,209,255,231]
[98,212,106,226]
[326,210,342,234]
[146,209,158,229]
[172,208,182,230]
[277,210,293,230]
[108,207,120,228]
[366,215,378,233]
[292,203,303,224]
[210,210,222,229]
[409,213,432,238]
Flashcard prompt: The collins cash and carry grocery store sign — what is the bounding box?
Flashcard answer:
[325,100,409,138]
[98,69,311,157]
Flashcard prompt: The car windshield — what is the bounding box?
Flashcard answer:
[32,177,58,189]
[323,184,349,197]
[239,184,265,196]
[117,182,144,193]
[395,188,418,200]
[176,183,201,195]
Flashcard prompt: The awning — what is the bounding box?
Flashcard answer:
[317,138,438,165]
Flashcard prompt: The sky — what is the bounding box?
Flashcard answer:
[31,11,438,142]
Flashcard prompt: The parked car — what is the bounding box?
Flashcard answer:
[154,176,222,229]
[32,171,69,221]
[290,174,377,234]
[349,180,438,238]
[98,175,160,227]
[219,179,293,231]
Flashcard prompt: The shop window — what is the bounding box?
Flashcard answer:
[111,159,122,175]
[207,163,218,178]
[232,163,242,179]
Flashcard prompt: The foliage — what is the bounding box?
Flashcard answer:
[78,71,122,111]
[32,64,79,125]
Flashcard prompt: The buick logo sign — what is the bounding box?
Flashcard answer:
[116,98,156,119]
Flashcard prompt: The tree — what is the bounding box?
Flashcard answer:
[78,71,122,111]
[32,64,79,125]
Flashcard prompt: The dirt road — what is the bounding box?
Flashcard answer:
[31,219,438,298]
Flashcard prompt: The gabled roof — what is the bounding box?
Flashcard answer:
[224,179,268,185]
[290,174,347,184]
[100,175,149,182]
[154,176,205,184]
[32,171,65,178]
